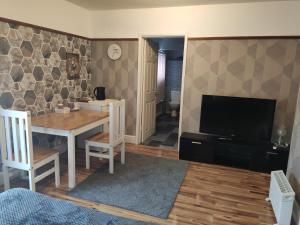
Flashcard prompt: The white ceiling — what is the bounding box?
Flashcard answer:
[65,0,293,10]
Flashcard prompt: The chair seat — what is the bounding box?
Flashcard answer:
[87,133,109,143]
[11,147,58,164]
[33,147,59,164]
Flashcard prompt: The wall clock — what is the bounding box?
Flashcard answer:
[66,53,80,80]
[107,44,122,60]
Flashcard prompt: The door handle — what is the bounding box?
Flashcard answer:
[192,141,202,145]
[266,151,278,161]
[266,152,278,155]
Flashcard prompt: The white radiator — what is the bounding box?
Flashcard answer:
[266,170,295,225]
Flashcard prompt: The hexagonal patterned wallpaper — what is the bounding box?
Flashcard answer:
[182,39,300,142]
[91,41,138,135]
[0,21,91,115]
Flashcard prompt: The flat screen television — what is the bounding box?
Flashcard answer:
[200,95,276,141]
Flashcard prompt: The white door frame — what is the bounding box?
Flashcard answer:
[136,34,188,151]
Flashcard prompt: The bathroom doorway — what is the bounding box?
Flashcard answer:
[137,36,186,150]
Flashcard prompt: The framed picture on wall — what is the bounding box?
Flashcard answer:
[66,53,80,80]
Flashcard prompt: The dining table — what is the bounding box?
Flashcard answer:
[31,109,109,189]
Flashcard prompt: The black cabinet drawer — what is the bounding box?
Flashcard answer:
[216,142,254,159]
[180,139,214,163]
[179,132,289,173]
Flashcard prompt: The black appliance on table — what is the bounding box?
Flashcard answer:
[94,87,106,100]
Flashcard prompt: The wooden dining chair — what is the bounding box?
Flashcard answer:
[85,100,125,174]
[0,109,60,192]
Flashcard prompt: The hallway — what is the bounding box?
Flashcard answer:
[142,114,179,149]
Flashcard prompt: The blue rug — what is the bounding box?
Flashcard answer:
[68,152,188,219]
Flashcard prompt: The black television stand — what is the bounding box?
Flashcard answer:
[179,132,289,173]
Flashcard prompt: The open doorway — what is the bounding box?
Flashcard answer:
[137,37,185,150]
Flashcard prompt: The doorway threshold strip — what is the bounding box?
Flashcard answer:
[67,152,188,219]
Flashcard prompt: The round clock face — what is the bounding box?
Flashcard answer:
[107,44,122,60]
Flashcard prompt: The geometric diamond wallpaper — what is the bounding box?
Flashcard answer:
[91,40,138,136]
[182,39,300,142]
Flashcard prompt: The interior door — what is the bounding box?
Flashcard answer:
[141,39,158,142]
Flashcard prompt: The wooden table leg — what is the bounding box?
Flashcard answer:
[68,134,76,189]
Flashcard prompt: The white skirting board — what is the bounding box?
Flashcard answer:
[293,200,300,225]
[125,135,136,144]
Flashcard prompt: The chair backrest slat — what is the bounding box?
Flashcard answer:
[120,100,125,138]
[109,100,125,146]
[11,117,19,162]
[4,116,12,161]
[0,109,33,167]
[115,104,119,141]
[25,113,33,166]
[80,104,101,111]
[0,116,7,163]
[19,118,27,164]
[109,103,114,144]
[80,101,110,112]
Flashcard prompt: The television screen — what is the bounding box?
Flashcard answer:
[200,95,276,141]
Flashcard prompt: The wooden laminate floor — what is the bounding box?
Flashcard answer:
[10,144,276,225]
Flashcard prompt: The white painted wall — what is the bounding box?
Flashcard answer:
[90,1,300,38]
[0,0,91,37]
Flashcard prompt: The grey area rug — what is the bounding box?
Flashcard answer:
[68,152,188,219]
[0,188,155,225]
